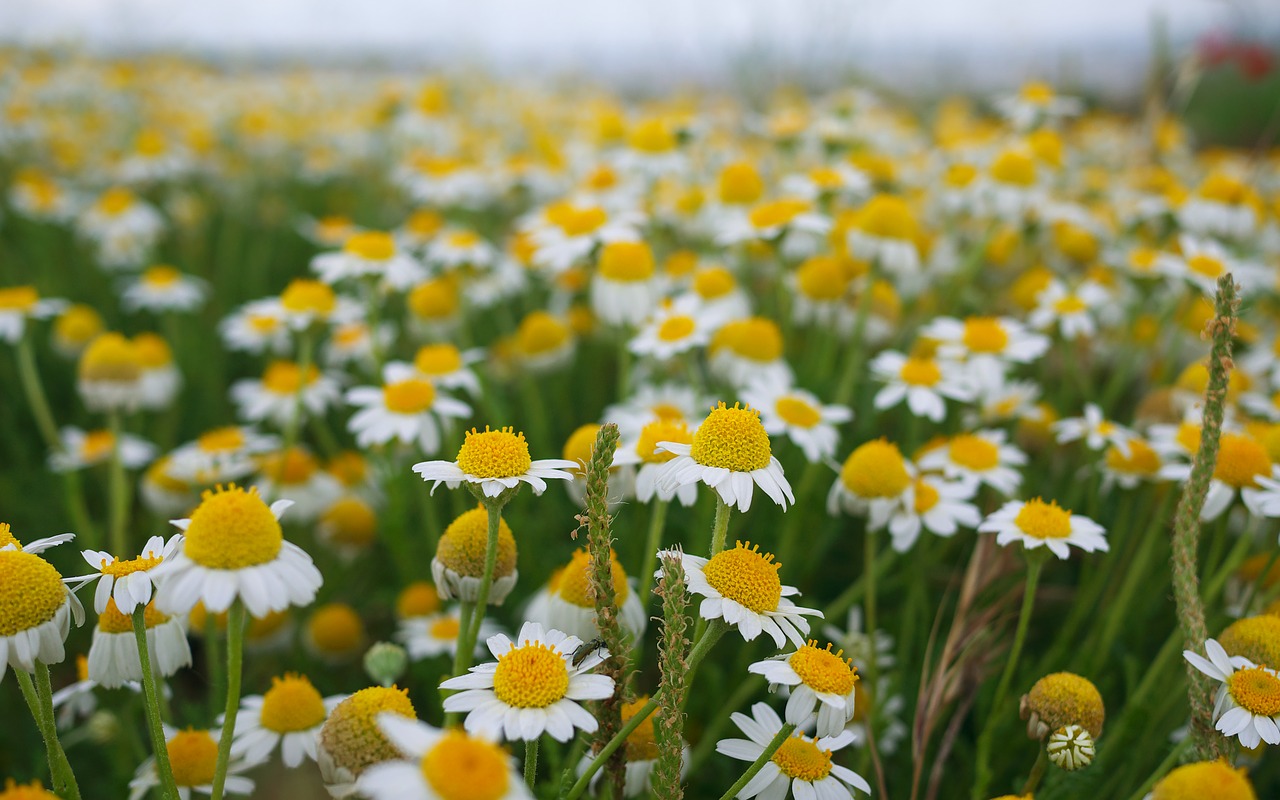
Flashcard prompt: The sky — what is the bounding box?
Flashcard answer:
[2,0,1276,93]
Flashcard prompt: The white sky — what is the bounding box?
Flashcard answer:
[2,0,1276,92]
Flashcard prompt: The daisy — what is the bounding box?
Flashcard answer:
[81,534,182,615]
[78,332,147,413]
[1100,438,1165,491]
[741,380,853,464]
[76,187,164,270]
[303,603,366,664]
[684,265,752,323]
[982,147,1046,221]
[219,298,291,355]
[511,311,577,374]
[440,621,615,742]
[432,505,520,605]
[886,474,982,553]
[560,423,640,509]
[654,402,794,512]
[663,541,821,648]
[128,727,254,800]
[231,673,343,768]
[317,685,418,797]
[398,606,500,661]
[315,495,378,562]
[591,240,663,327]
[1160,432,1277,521]
[0,285,66,344]
[870,350,974,423]
[844,193,926,280]
[788,255,854,330]
[828,439,916,530]
[528,200,643,274]
[978,498,1108,559]
[1053,403,1137,456]
[134,332,183,410]
[631,418,699,506]
[629,295,722,362]
[154,484,324,618]
[1029,280,1110,340]
[0,523,76,555]
[311,231,426,291]
[1183,638,1280,749]
[524,548,647,642]
[406,343,485,397]
[412,426,576,499]
[0,545,86,682]
[323,321,393,370]
[425,227,498,271]
[51,654,129,730]
[230,359,343,429]
[917,429,1027,495]
[121,265,208,313]
[716,198,831,259]
[346,366,472,454]
[253,447,345,521]
[1177,171,1261,240]
[358,714,531,800]
[166,426,279,485]
[748,640,860,737]
[994,81,1083,129]
[604,382,712,439]
[276,279,360,331]
[921,315,1050,384]
[49,426,155,473]
[716,702,870,799]
[87,599,191,689]
[297,214,360,249]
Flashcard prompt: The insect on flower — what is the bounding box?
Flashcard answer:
[571,637,608,668]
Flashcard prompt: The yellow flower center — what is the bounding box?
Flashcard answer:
[1020,81,1055,104]
[408,278,459,320]
[897,357,941,387]
[133,333,174,368]
[0,549,66,636]
[320,686,416,775]
[446,230,482,249]
[321,497,377,547]
[437,506,517,578]
[623,696,660,761]
[629,117,676,153]
[1198,172,1251,205]
[101,550,163,578]
[0,285,39,312]
[913,480,940,513]
[97,187,135,216]
[0,779,59,799]
[598,241,656,282]
[691,403,772,472]
[414,344,463,376]
[406,209,444,237]
[771,735,833,782]
[718,162,764,205]
[397,581,441,618]
[420,730,511,800]
[516,311,571,355]
[54,305,104,347]
[693,267,736,300]
[990,149,1037,187]
[775,396,821,428]
[248,314,281,334]
[1014,499,1073,540]
[429,615,461,639]
[795,256,848,301]
[1228,667,1280,717]
[197,427,246,453]
[657,315,696,342]
[948,435,1000,471]
[749,199,809,231]
[167,729,219,787]
[636,419,692,464]
[1105,439,1161,476]
[279,279,336,316]
[333,324,367,348]
[548,202,607,236]
[456,427,533,479]
[1214,434,1272,489]
[702,541,782,613]
[261,361,320,394]
[98,598,168,634]
[142,265,181,287]
[962,317,1009,353]
[1152,760,1256,800]
[563,424,605,475]
[259,673,327,733]
[840,440,911,499]
[308,603,364,655]
[790,640,858,695]
[343,231,396,261]
[554,548,630,608]
[1186,253,1223,279]
[79,333,142,383]
[1220,616,1280,667]
[182,485,283,570]
[710,318,783,362]
[1025,672,1106,737]
[1053,294,1087,315]
[80,429,116,462]
[315,216,354,242]
[0,523,18,549]
[260,448,319,485]
[854,194,919,241]
[944,162,978,188]
[493,641,570,708]
[383,379,437,414]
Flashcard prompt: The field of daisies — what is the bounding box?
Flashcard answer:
[0,48,1278,800]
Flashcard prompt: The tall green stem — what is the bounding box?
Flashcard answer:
[525,739,540,788]
[636,500,669,605]
[464,498,505,649]
[709,497,732,556]
[210,601,245,800]
[717,723,796,800]
[133,608,179,800]
[26,665,82,799]
[107,409,131,556]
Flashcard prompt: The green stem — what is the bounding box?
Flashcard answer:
[778,460,822,572]
[107,409,131,556]
[464,499,505,648]
[1022,748,1049,795]
[717,723,796,800]
[210,601,245,800]
[205,613,224,720]
[16,333,61,449]
[445,600,477,726]
[31,664,82,799]
[636,500,669,605]
[525,738,540,788]
[133,608,179,800]
[709,497,732,557]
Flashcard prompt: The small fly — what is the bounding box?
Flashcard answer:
[570,637,608,667]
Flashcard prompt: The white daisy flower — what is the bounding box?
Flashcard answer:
[629,418,699,507]
[166,426,279,485]
[590,240,664,328]
[1160,432,1278,521]
[748,640,860,737]
[921,315,1049,384]
[87,599,191,689]
[358,714,531,800]
[0,522,75,556]
[323,321,394,370]
[716,702,870,799]
[603,383,712,439]
[886,474,981,553]
[252,447,345,521]
[1177,172,1261,240]
[629,294,723,362]
[1028,280,1110,340]
[1183,638,1280,749]
[440,621,615,742]
[527,201,643,274]
[155,485,324,618]
[742,380,853,464]
[870,350,974,423]
[121,265,208,313]
[81,534,183,615]
[917,429,1026,496]
[0,285,66,344]
[404,343,485,397]
[1052,403,1136,456]
[397,606,500,661]
[663,542,821,648]
[49,426,156,473]
[412,426,576,499]
[346,365,472,455]
[128,727,254,800]
[978,498,1108,560]
[1158,235,1267,297]
[311,231,427,291]
[230,673,343,768]
[219,298,291,356]
[574,695,691,798]
[425,227,498,271]
[828,439,917,531]
[230,359,343,430]
[76,187,164,270]
[993,81,1083,129]
[0,544,86,683]
[523,548,647,643]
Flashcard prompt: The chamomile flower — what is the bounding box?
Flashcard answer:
[316,496,379,562]
[631,417,699,506]
[121,265,208,313]
[304,603,366,664]
[524,548,647,642]
[604,382,711,439]
[717,198,831,258]
[219,299,291,355]
[1029,280,1110,339]
[77,187,164,269]
[654,402,794,512]
[230,359,343,429]
[886,474,982,552]
[1177,170,1262,240]
[591,240,663,327]
[749,640,860,737]
[440,621,615,742]
[49,427,155,473]
[398,606,500,661]
[918,430,1026,495]
[716,702,870,799]
[318,685,417,797]
[979,498,1108,559]
[133,332,183,410]
[742,381,853,464]
[128,727,254,800]
[1159,236,1264,297]
[166,426,279,485]
[1145,759,1257,800]
[324,321,393,370]
[87,598,191,688]
[1100,438,1165,490]
[994,81,1083,129]
[629,295,722,362]
[871,350,974,423]
[276,278,357,330]
[357,715,531,800]
[512,311,578,373]
[0,545,85,682]
[346,367,472,454]
[81,534,182,615]
[664,541,820,647]
[155,484,324,617]
[528,200,642,273]
[78,332,146,412]
[230,673,342,768]
[425,227,498,271]
[413,426,576,499]
[828,439,915,530]
[432,505,519,605]
[709,317,794,389]
[922,315,1050,382]
[1160,432,1278,521]
[0,524,75,556]
[406,343,484,397]
[312,231,427,291]
[560,422,639,508]
[1183,638,1280,749]
[686,265,752,322]
[0,285,66,344]
[844,193,926,279]
[1053,403,1137,456]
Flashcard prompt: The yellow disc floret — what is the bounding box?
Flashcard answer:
[182,485,283,570]
[456,427,533,479]
[771,734,833,782]
[307,603,364,656]
[321,497,377,549]
[79,333,142,383]
[899,357,942,386]
[702,541,782,613]
[1227,667,1280,717]
[563,424,604,475]
[1213,434,1272,489]
[383,379,437,414]
[840,440,910,499]
[320,686,416,775]
[429,615,461,640]
[775,396,821,428]
[98,598,168,634]
[962,317,1009,353]
[420,729,511,800]
[622,696,660,761]
[789,640,858,695]
[1014,499,1073,540]
[0,779,60,799]
[279,279,336,316]
[1022,672,1105,738]
[691,403,772,472]
[1151,759,1256,800]
[657,315,696,342]
[436,506,517,578]
[260,673,328,733]
[492,641,570,708]
[414,344,463,376]
[261,361,319,394]
[636,419,692,464]
[948,434,1000,471]
[0,550,66,636]
[555,548,630,607]
[710,318,783,362]
[515,312,571,356]
[598,241,656,282]
[343,231,396,261]
[0,286,39,312]
[397,581,441,619]
[167,729,219,787]
[1220,616,1280,667]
